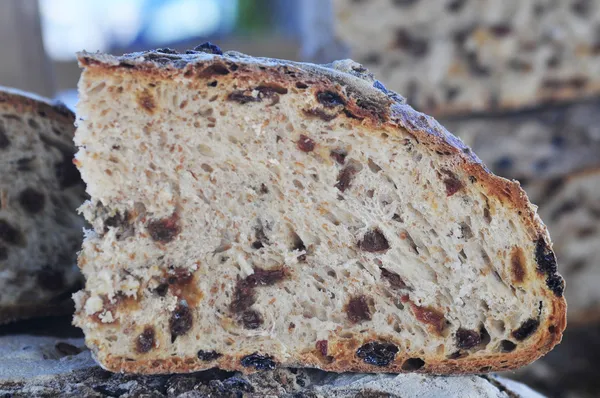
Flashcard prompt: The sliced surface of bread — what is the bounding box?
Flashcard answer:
[0,87,86,324]
[73,45,566,374]
[308,0,600,116]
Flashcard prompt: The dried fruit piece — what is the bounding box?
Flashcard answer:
[169,302,193,340]
[230,267,287,314]
[534,237,564,296]
[411,304,446,335]
[136,326,155,353]
[240,353,276,370]
[441,170,463,196]
[246,267,287,287]
[147,213,181,243]
[316,91,345,108]
[380,268,407,290]
[455,329,481,349]
[330,149,347,164]
[535,237,557,274]
[241,309,263,329]
[297,134,316,152]
[359,229,390,252]
[197,350,222,361]
[346,295,372,323]
[356,342,399,366]
[316,340,328,356]
[512,319,539,341]
[227,90,260,104]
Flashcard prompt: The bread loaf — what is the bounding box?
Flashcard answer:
[72,44,565,374]
[523,169,600,325]
[309,0,600,115]
[0,87,86,324]
[442,99,600,182]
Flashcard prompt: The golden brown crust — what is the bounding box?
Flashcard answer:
[76,47,567,375]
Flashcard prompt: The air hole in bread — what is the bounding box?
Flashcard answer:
[459,221,473,240]
[479,326,491,348]
[322,210,341,226]
[490,319,505,335]
[293,179,304,190]
[400,230,419,255]
[480,249,492,267]
[197,144,214,157]
[499,340,516,353]
[402,357,425,370]
[483,207,492,224]
[200,163,213,173]
[289,229,306,260]
[368,158,382,173]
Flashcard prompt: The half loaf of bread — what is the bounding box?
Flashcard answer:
[73,44,566,374]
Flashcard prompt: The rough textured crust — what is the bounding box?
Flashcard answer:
[0,87,85,324]
[74,46,566,375]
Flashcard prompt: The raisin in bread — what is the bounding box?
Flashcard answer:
[305,0,600,115]
[523,169,600,325]
[441,99,600,182]
[72,45,565,375]
[0,87,86,324]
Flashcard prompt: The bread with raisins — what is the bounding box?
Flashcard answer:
[72,44,565,374]
[523,168,600,325]
[0,87,86,324]
[305,0,600,116]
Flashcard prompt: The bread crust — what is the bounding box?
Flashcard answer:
[75,48,567,375]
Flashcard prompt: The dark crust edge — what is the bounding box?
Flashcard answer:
[0,86,75,123]
[76,48,567,375]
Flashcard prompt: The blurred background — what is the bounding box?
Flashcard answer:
[1,1,599,397]
[0,0,305,107]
